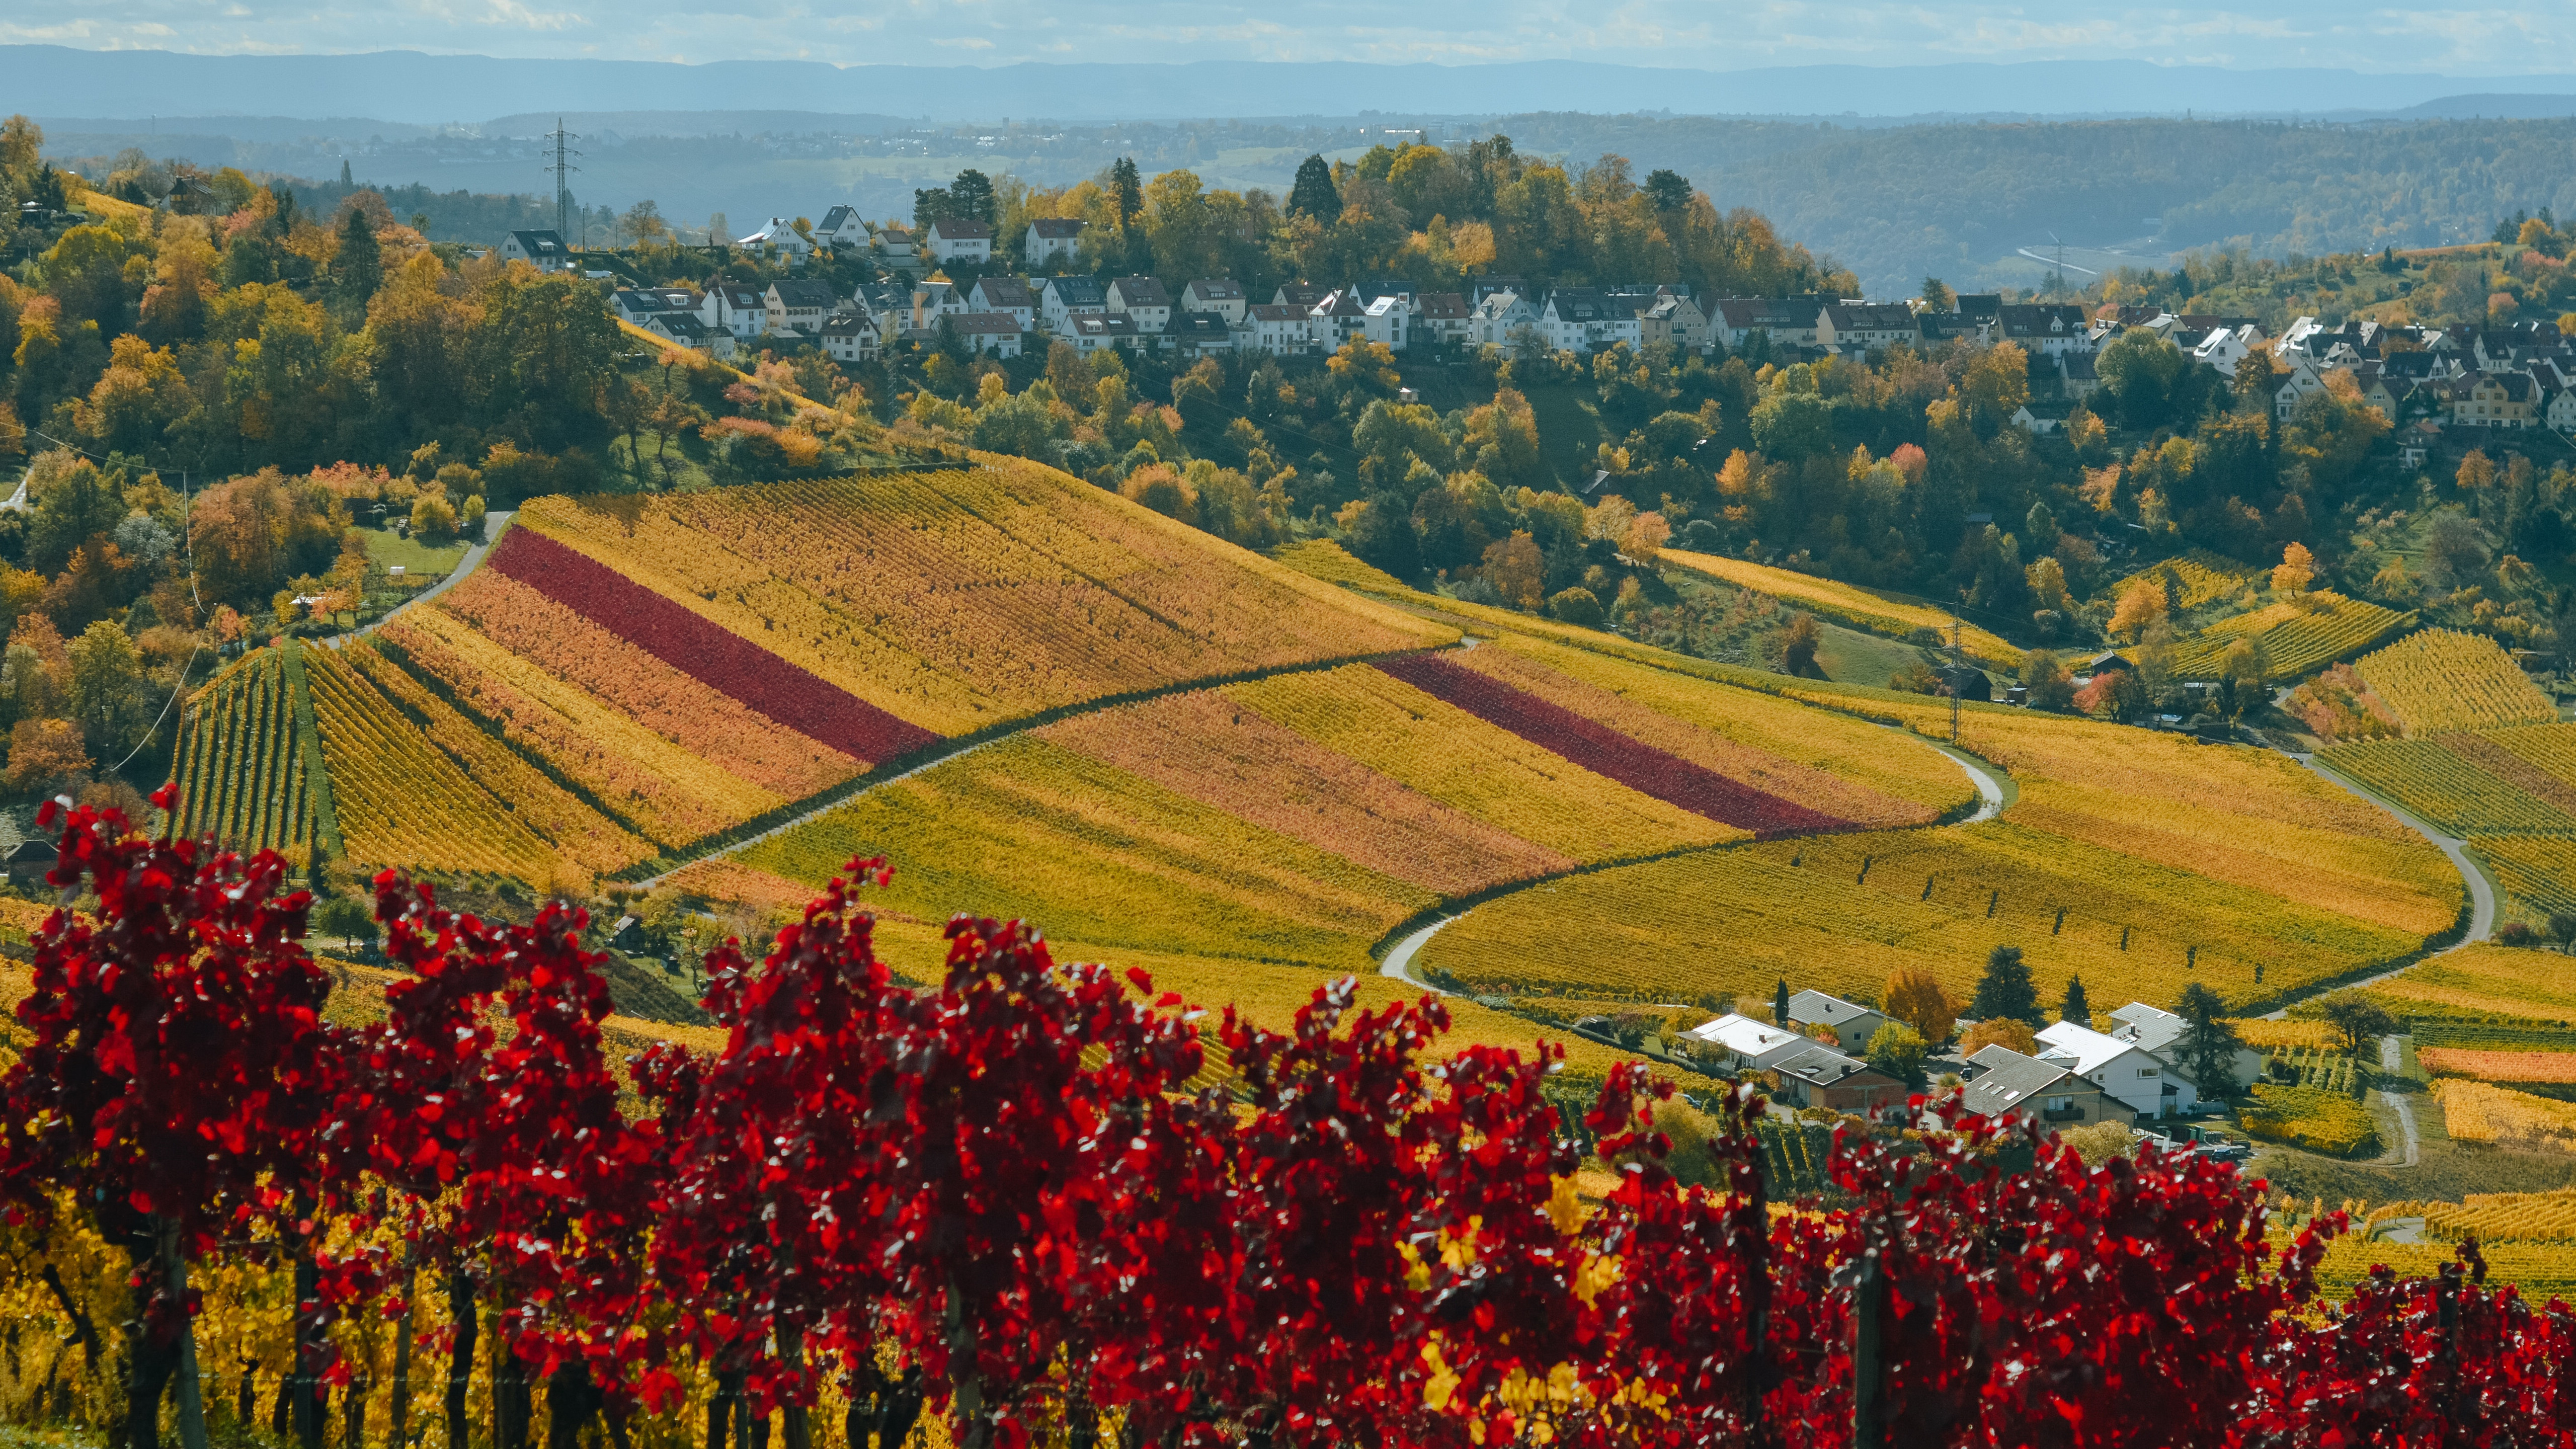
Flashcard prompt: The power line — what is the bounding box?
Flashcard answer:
[544,119,582,244]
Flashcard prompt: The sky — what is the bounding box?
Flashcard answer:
[12,0,2576,74]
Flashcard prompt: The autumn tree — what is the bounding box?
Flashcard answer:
[1884,967,1957,1044]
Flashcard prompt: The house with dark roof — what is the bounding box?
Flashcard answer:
[765,279,841,337]
[1817,302,1921,352]
[1166,311,1236,357]
[1541,288,1642,353]
[818,205,867,248]
[648,311,737,362]
[1106,276,1173,331]
[820,310,880,363]
[926,217,994,265]
[946,310,1024,357]
[1066,312,1141,353]
[1784,990,1889,1056]
[1959,1045,2108,1133]
[1040,275,1108,332]
[498,229,573,271]
[1767,1045,1907,1115]
[967,276,1037,330]
[1998,303,2095,356]
[1417,291,1473,346]
[1710,296,1835,349]
[1181,279,1248,325]
[1024,216,1084,266]
[2,837,57,887]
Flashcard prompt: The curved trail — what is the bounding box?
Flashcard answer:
[321,511,516,650]
[2249,751,2499,1019]
[1377,727,2013,995]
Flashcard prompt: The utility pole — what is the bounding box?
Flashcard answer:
[1948,617,1963,747]
[545,118,581,247]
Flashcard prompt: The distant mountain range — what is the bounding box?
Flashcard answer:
[12,45,2576,126]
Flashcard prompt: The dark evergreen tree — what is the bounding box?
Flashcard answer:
[1773,978,1791,1027]
[2174,982,2245,1100]
[1641,168,1693,214]
[2060,974,2090,1025]
[1108,156,1145,230]
[1970,944,2042,1028]
[1286,153,1341,222]
[336,205,382,308]
[947,169,998,226]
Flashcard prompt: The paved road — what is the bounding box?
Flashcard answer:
[1378,917,1458,995]
[2380,1089,2422,1168]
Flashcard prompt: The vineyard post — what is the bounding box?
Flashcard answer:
[1850,1249,1887,1449]
[159,1218,213,1449]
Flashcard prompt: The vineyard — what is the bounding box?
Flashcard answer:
[172,648,314,855]
[704,637,1973,989]
[303,645,565,888]
[2321,736,2576,836]
[511,464,1453,736]
[1413,815,2423,1011]
[2265,1043,2369,1096]
[1658,547,2024,666]
[2480,835,2576,918]
[2114,551,2269,614]
[2355,627,2557,735]
[2435,1079,2576,1151]
[2237,1083,2379,1157]
[2165,591,2413,679]
[2369,942,2576,1022]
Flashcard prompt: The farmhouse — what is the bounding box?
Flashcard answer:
[1684,1013,1820,1073]
[1784,989,1888,1055]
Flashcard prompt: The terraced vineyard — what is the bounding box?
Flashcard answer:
[2166,592,2412,679]
[1658,548,2022,666]
[172,649,314,855]
[2356,628,2556,735]
[2114,551,2268,614]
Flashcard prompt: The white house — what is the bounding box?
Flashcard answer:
[737,217,815,258]
[1785,990,1889,1056]
[612,287,698,327]
[1361,294,1410,351]
[497,229,573,271]
[1684,1013,1823,1074]
[2275,360,2327,422]
[819,310,880,363]
[908,279,963,336]
[765,279,840,337]
[926,217,994,265]
[817,206,868,249]
[1470,289,1538,346]
[702,283,768,339]
[1066,313,1141,354]
[2549,386,2576,435]
[1040,275,1108,332]
[850,281,909,345]
[873,226,919,267]
[2035,1019,2182,1117]
[1310,288,1371,354]
[1106,276,1173,332]
[1242,303,1314,356]
[967,276,1037,331]
[647,311,736,362]
[2106,1003,2264,1094]
[1997,303,2094,357]
[1182,279,1248,325]
[2190,324,2264,377]
[1542,288,1642,353]
[1024,217,1084,267]
[946,311,1023,358]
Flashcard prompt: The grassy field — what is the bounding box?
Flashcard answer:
[359,526,470,576]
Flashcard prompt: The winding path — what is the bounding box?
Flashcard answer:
[1376,729,2015,995]
[2379,1089,2423,1168]
[2291,751,2498,955]
[320,511,516,650]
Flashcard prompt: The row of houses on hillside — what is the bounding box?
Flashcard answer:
[1683,989,2264,1130]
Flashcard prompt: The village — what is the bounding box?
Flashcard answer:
[477,209,2576,455]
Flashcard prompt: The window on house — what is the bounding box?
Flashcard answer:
[2138,1067,2158,1077]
